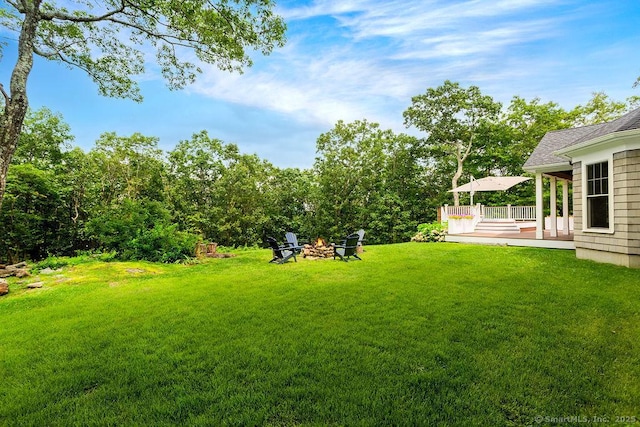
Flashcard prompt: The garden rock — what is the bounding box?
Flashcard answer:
[27,282,44,289]
[0,262,30,278]
[0,279,8,296]
[15,269,30,278]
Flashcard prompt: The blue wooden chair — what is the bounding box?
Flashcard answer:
[332,233,361,262]
[284,231,307,255]
[267,237,297,264]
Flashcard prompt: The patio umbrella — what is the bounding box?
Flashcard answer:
[449,176,531,205]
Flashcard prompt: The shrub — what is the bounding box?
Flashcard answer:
[122,224,200,263]
[412,222,447,243]
[32,256,70,272]
[86,199,200,263]
[32,251,118,273]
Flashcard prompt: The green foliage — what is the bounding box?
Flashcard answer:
[0,0,287,212]
[89,132,166,203]
[311,120,427,243]
[123,223,200,263]
[5,89,640,261]
[84,198,200,263]
[167,131,274,246]
[12,108,74,168]
[0,164,64,262]
[403,80,502,206]
[1,109,93,262]
[2,1,286,102]
[31,253,119,272]
[85,199,167,252]
[261,166,314,241]
[570,91,629,126]
[32,256,71,271]
[412,221,447,242]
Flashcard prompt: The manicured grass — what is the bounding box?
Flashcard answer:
[1,243,639,425]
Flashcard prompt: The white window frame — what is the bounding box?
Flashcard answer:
[581,155,614,234]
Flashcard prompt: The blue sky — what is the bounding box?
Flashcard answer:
[1,0,640,169]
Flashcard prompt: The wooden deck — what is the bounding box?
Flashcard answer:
[446,230,575,250]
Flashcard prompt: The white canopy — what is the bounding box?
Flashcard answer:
[449,176,531,193]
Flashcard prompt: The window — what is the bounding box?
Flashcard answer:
[586,161,609,229]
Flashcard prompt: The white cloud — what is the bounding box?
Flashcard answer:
[186,0,639,155]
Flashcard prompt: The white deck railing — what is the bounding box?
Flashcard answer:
[443,205,475,217]
[442,204,536,222]
[482,206,508,219]
[508,205,536,221]
[482,205,536,221]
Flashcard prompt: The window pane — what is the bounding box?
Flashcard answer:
[586,162,609,196]
[588,196,609,228]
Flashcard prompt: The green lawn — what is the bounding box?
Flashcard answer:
[1,243,639,426]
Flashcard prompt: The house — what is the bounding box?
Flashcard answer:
[523,107,640,268]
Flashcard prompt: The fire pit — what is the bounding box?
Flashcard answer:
[302,237,334,259]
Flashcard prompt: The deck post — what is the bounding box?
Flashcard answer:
[536,173,544,240]
[562,180,570,236]
[550,176,558,238]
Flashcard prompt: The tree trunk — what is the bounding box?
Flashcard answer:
[451,136,474,207]
[0,2,40,211]
[451,156,463,206]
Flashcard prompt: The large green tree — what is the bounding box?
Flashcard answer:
[312,119,426,243]
[168,130,272,246]
[84,132,202,260]
[167,131,227,237]
[89,132,166,205]
[403,80,501,206]
[0,0,286,210]
[570,91,629,126]
[261,166,314,242]
[0,107,79,261]
[312,119,389,240]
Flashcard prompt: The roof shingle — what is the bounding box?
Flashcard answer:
[523,107,640,170]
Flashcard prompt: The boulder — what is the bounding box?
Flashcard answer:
[15,269,30,278]
[6,261,27,270]
[0,262,30,278]
[0,279,8,296]
[27,282,44,289]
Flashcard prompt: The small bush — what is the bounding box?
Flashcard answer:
[32,251,119,273]
[33,256,70,272]
[122,224,200,263]
[412,222,447,243]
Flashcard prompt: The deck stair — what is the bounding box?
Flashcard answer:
[474,219,520,233]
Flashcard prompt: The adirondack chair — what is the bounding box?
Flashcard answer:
[267,237,297,264]
[284,232,306,255]
[332,233,361,262]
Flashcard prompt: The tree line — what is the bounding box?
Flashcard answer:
[1,83,637,263]
[2,2,639,263]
